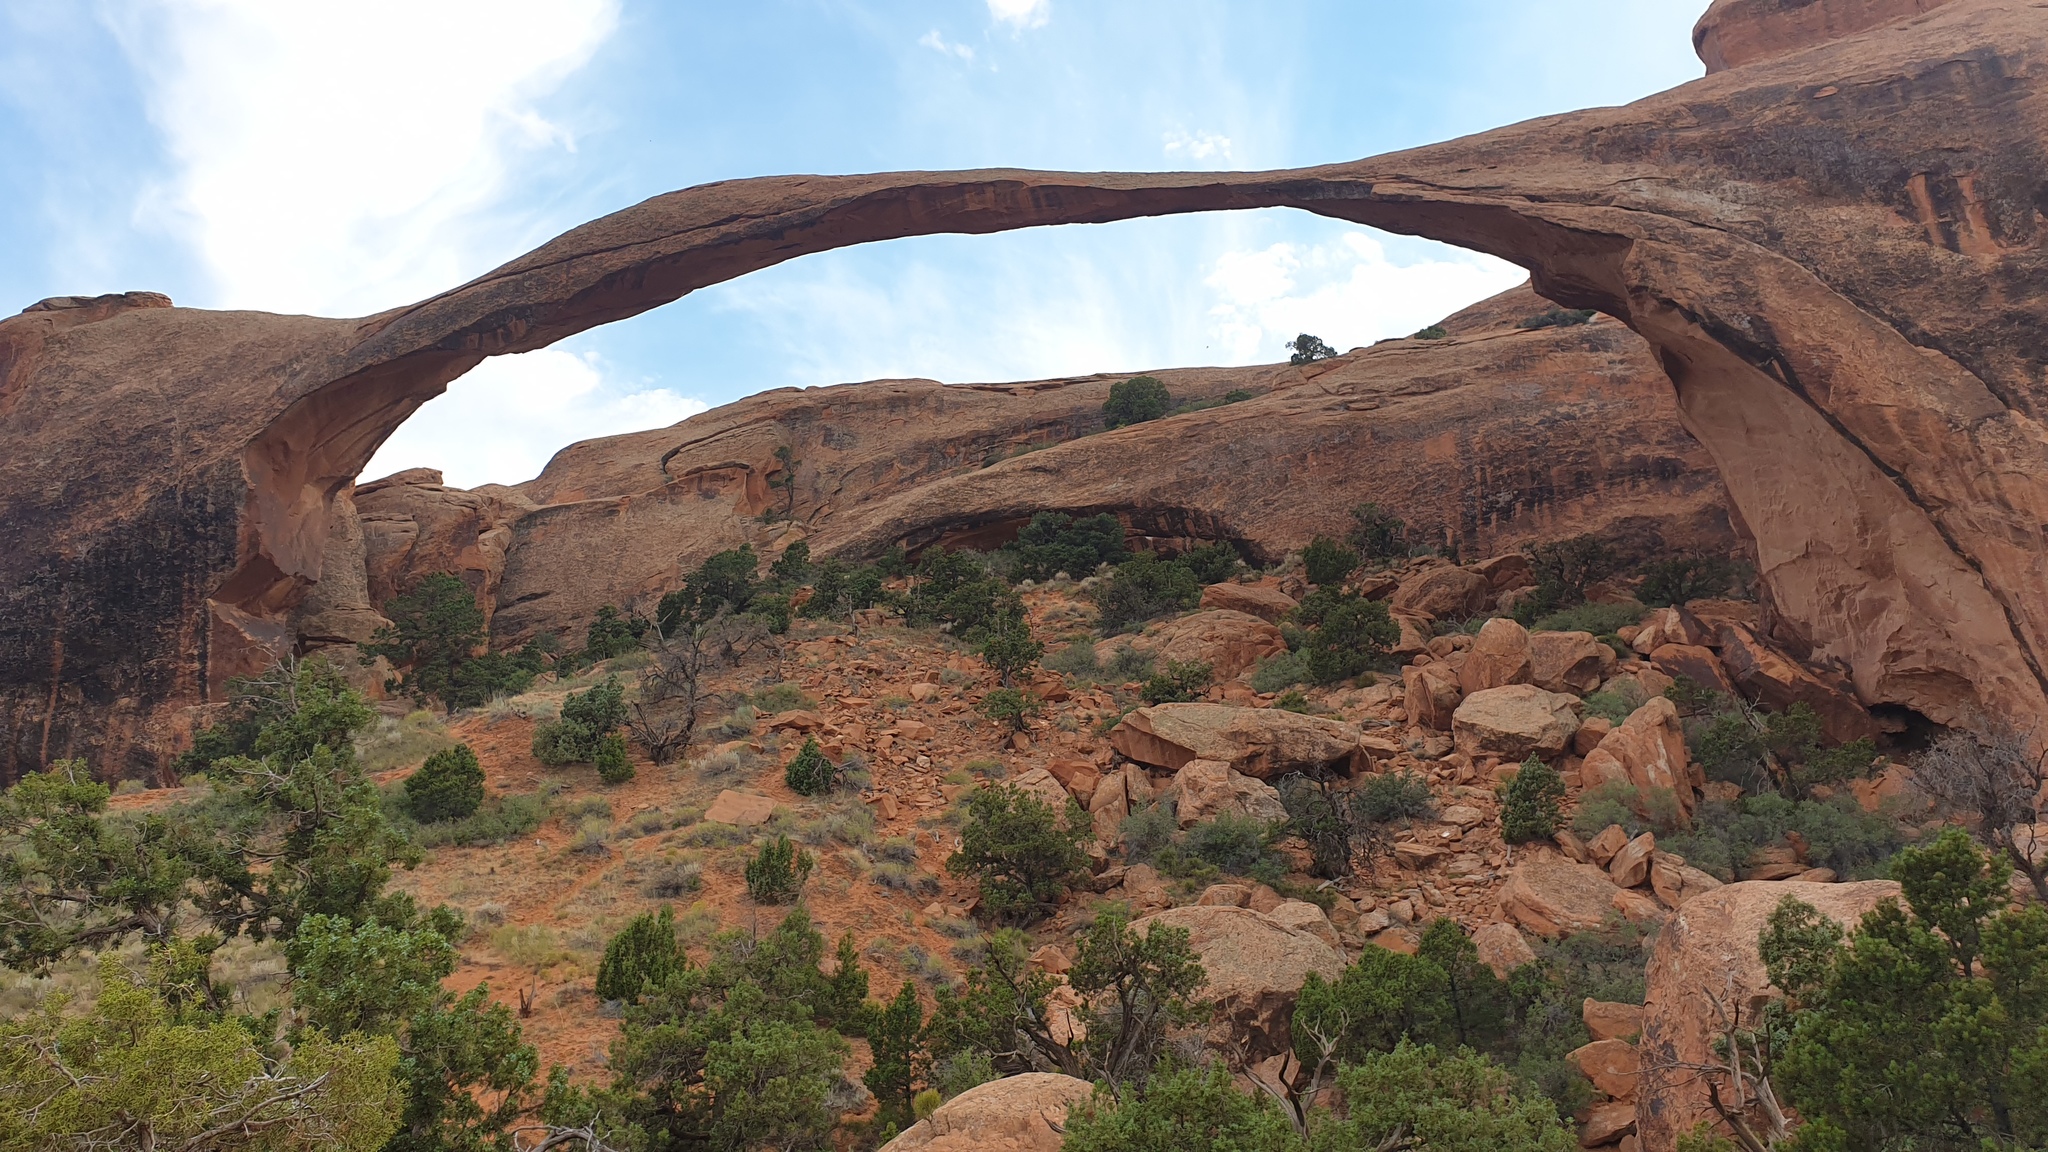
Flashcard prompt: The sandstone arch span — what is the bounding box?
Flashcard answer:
[3,0,2044,778]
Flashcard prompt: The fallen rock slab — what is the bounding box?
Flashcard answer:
[1168,758,1288,828]
[704,790,776,827]
[1530,630,1614,695]
[1111,703,1366,778]
[1100,609,1289,681]
[1452,684,1582,761]
[1199,582,1298,623]
[1501,853,1629,938]
[879,1072,1092,1152]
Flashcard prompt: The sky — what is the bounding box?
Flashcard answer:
[0,1,1706,488]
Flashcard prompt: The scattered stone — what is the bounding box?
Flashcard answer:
[1440,804,1485,830]
[705,790,776,827]
[1451,684,1582,761]
[1473,922,1538,978]
[764,709,826,731]
[1716,624,1879,744]
[1011,767,1071,811]
[1649,643,1738,699]
[1554,829,1592,864]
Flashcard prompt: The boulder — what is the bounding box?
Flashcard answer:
[1473,553,1534,592]
[878,1072,1092,1152]
[1501,853,1629,938]
[1392,566,1494,620]
[1570,1038,1642,1100]
[1200,582,1298,624]
[1608,832,1657,888]
[1583,999,1644,1042]
[1715,624,1879,744]
[1587,824,1629,866]
[1460,617,1534,694]
[1011,768,1072,811]
[1130,906,1345,1064]
[1636,880,1901,1151]
[1110,703,1366,778]
[1390,612,1434,661]
[1650,643,1738,701]
[1402,662,1464,732]
[1101,609,1288,681]
[1473,922,1538,978]
[1631,606,1711,654]
[1573,715,1614,756]
[1168,759,1289,829]
[704,790,776,827]
[1452,685,1582,761]
[1579,697,1697,816]
[1529,630,1613,695]
[1582,1101,1637,1147]
[1197,883,1250,907]
[1120,863,1174,915]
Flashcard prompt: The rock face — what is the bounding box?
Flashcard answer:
[8,0,2048,778]
[878,1072,1091,1152]
[1110,703,1367,778]
[1129,905,1346,1065]
[1636,879,1901,1150]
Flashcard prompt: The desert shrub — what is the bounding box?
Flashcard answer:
[1249,651,1309,693]
[1513,536,1620,624]
[1279,771,1429,880]
[1118,802,1180,861]
[1357,770,1435,825]
[1325,1042,1576,1152]
[901,548,1017,637]
[530,676,627,767]
[594,907,685,1003]
[1517,307,1595,329]
[1412,324,1449,340]
[1175,541,1242,584]
[592,732,634,785]
[745,835,813,903]
[1103,375,1171,428]
[405,743,485,823]
[581,605,647,662]
[930,1050,996,1101]
[409,792,547,849]
[1570,781,1647,841]
[1528,599,1644,636]
[1140,659,1212,705]
[977,687,1041,733]
[1660,791,1906,882]
[1092,552,1201,633]
[1288,332,1337,364]
[1499,757,1566,843]
[1582,680,1648,725]
[1045,640,1101,678]
[362,572,487,709]
[1061,1061,1296,1152]
[644,859,702,899]
[978,607,1044,684]
[1100,644,1155,682]
[1182,812,1282,880]
[569,816,611,855]
[947,783,1089,926]
[800,557,888,619]
[1300,535,1360,586]
[1348,502,1408,562]
[1293,589,1399,684]
[1294,946,1455,1061]
[1007,511,1130,582]
[1636,554,1737,607]
[783,736,837,796]
[655,544,758,633]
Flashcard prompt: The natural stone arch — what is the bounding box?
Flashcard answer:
[2,0,2043,778]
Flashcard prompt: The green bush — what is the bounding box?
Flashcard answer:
[1141,659,1213,705]
[1007,512,1129,582]
[1300,535,1360,586]
[1092,552,1201,633]
[1348,502,1408,561]
[1516,307,1595,330]
[1249,651,1309,693]
[1118,802,1180,862]
[1182,812,1282,879]
[1528,599,1645,636]
[361,572,510,711]
[582,605,646,661]
[405,743,485,823]
[593,732,634,785]
[406,792,548,849]
[1636,555,1737,607]
[745,835,813,903]
[1293,589,1400,684]
[1325,1042,1576,1152]
[1513,536,1620,625]
[1357,770,1435,825]
[1287,333,1337,364]
[1175,541,1242,584]
[1581,681,1647,725]
[901,548,1016,636]
[1412,324,1449,340]
[530,676,627,768]
[1103,375,1171,429]
[977,608,1044,684]
[594,907,686,1003]
[1498,757,1565,843]
[656,544,759,633]
[783,736,837,796]
[1660,791,1906,882]
[976,687,1041,732]
[800,557,888,619]
[946,783,1089,926]
[1570,781,1645,841]
[1061,1061,1298,1152]
[767,540,813,587]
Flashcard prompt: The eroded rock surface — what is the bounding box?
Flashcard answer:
[7,0,2047,778]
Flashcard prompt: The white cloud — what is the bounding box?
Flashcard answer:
[1162,128,1233,165]
[1202,231,1527,362]
[986,0,1049,31]
[102,0,618,317]
[361,348,707,489]
[917,29,975,60]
